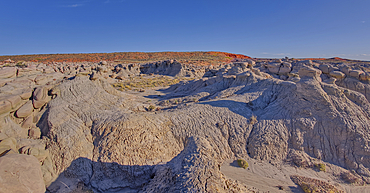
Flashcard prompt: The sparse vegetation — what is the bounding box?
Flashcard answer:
[15,61,27,68]
[148,105,156,111]
[300,182,317,193]
[237,159,249,169]
[291,175,344,193]
[315,163,326,172]
[249,115,257,125]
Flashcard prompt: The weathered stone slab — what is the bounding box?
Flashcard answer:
[0,154,46,193]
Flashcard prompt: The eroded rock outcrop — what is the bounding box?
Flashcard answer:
[2,57,370,192]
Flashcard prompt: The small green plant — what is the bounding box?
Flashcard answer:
[237,159,249,169]
[315,163,326,172]
[148,105,156,111]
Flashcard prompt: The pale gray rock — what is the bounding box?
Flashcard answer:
[298,65,322,81]
[0,78,14,87]
[33,86,52,109]
[16,100,33,118]
[0,154,46,193]
[28,126,41,139]
[0,67,16,79]
[329,70,346,79]
[266,62,280,74]
[17,66,41,77]
[43,67,55,74]
[0,137,17,156]
[21,114,34,129]
[349,70,364,79]
[0,100,11,115]
[0,94,25,114]
[340,65,351,75]
[34,72,64,85]
[296,60,313,66]
[140,60,204,77]
[279,62,292,74]
[0,115,28,140]
[319,64,330,74]
[20,88,33,100]
[19,142,49,162]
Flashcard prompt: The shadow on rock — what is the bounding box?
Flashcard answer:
[47,157,156,193]
[202,100,253,119]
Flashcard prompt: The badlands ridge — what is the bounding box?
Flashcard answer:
[1,52,370,192]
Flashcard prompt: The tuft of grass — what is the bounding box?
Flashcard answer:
[237,159,249,169]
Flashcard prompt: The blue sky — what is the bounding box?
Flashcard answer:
[0,0,369,60]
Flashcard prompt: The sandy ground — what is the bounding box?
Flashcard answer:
[221,158,370,193]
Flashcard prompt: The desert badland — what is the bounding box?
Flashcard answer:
[1,52,370,192]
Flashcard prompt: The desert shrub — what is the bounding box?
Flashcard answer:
[148,105,156,111]
[300,182,317,193]
[249,115,257,125]
[15,61,27,68]
[315,163,326,172]
[237,159,249,169]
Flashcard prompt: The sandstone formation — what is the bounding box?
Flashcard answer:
[1,57,370,192]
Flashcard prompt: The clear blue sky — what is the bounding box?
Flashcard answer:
[1,0,369,60]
